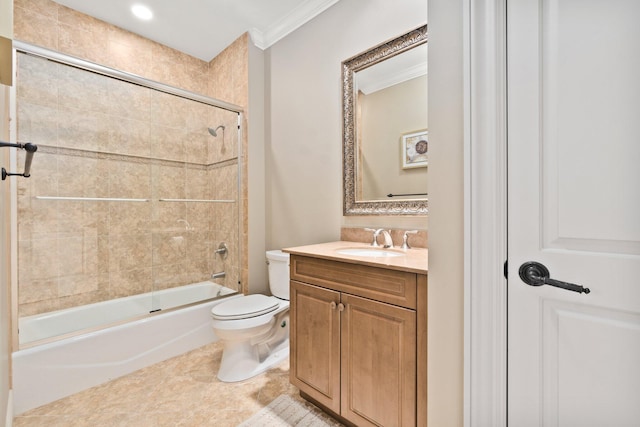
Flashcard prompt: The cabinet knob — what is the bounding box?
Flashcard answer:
[330,301,337,310]
[338,303,345,312]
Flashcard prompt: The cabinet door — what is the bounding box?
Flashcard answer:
[341,293,417,427]
[290,280,341,414]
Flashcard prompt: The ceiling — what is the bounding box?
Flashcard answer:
[53,0,341,62]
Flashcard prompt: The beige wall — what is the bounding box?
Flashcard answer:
[0,0,10,39]
[0,0,11,86]
[5,0,464,423]
[268,0,462,424]
[12,1,251,314]
[1,87,12,427]
[427,0,464,425]
[266,0,428,251]
[247,42,268,294]
[1,0,12,422]
[13,1,212,94]
[360,75,428,200]
[15,53,241,317]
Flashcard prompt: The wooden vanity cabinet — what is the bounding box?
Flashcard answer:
[290,255,427,427]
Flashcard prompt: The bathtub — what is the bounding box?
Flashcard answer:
[12,281,241,415]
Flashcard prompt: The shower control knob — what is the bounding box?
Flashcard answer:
[215,242,228,260]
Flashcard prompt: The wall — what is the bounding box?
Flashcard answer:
[14,53,240,318]
[267,0,463,425]
[360,75,428,200]
[265,0,428,251]
[1,0,12,422]
[247,42,268,294]
[426,0,464,425]
[0,0,11,87]
[1,78,12,427]
[12,1,250,311]
[206,33,268,295]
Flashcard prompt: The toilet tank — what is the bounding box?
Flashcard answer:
[266,250,290,300]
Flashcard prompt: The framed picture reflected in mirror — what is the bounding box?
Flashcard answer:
[401,129,428,169]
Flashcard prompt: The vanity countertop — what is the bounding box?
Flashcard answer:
[283,241,428,275]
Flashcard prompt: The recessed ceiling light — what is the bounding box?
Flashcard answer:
[131,4,153,21]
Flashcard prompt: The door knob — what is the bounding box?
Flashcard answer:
[518,261,591,294]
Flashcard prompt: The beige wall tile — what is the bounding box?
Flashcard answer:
[107,79,152,123]
[18,238,58,281]
[107,31,154,77]
[152,164,186,200]
[14,0,57,18]
[58,108,110,153]
[153,261,192,291]
[13,2,58,50]
[151,201,187,233]
[108,160,151,199]
[58,273,100,298]
[17,102,59,147]
[15,55,59,107]
[152,232,187,266]
[108,234,152,273]
[109,267,153,299]
[108,202,152,235]
[17,278,57,305]
[106,116,151,158]
[14,0,249,318]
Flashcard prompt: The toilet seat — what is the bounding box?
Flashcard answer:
[211,294,279,320]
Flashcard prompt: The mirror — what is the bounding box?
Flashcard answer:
[342,25,428,215]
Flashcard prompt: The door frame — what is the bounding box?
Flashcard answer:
[463,0,508,426]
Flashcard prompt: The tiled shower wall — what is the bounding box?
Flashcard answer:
[13,0,249,316]
[16,54,239,316]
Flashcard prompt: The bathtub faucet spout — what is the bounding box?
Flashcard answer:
[211,272,226,280]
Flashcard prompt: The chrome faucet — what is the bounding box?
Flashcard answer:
[378,229,393,248]
[365,228,393,248]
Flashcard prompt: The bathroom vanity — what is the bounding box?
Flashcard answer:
[284,241,428,427]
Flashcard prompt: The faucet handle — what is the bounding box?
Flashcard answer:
[364,228,382,246]
[401,230,418,250]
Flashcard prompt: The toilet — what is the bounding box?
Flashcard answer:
[211,250,290,382]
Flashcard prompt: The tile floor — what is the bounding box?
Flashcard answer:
[13,341,315,427]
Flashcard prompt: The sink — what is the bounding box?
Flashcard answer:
[336,248,405,258]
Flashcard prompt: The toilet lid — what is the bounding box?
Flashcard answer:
[211,294,280,320]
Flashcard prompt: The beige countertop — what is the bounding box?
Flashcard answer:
[283,241,428,274]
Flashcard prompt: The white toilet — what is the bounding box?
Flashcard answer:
[211,250,290,382]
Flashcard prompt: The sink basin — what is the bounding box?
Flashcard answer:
[336,248,405,258]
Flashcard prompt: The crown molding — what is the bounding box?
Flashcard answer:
[251,0,340,50]
[359,64,427,95]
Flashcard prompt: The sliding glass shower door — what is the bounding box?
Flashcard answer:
[14,45,242,346]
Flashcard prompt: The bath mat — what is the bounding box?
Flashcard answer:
[237,394,344,427]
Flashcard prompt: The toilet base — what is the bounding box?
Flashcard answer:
[217,338,289,383]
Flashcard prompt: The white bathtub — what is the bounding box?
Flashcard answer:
[12,282,240,415]
[19,281,237,344]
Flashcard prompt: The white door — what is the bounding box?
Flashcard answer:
[507,0,640,426]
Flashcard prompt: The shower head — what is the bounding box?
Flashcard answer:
[208,125,225,137]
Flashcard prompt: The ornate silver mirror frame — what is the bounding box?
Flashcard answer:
[342,24,428,215]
